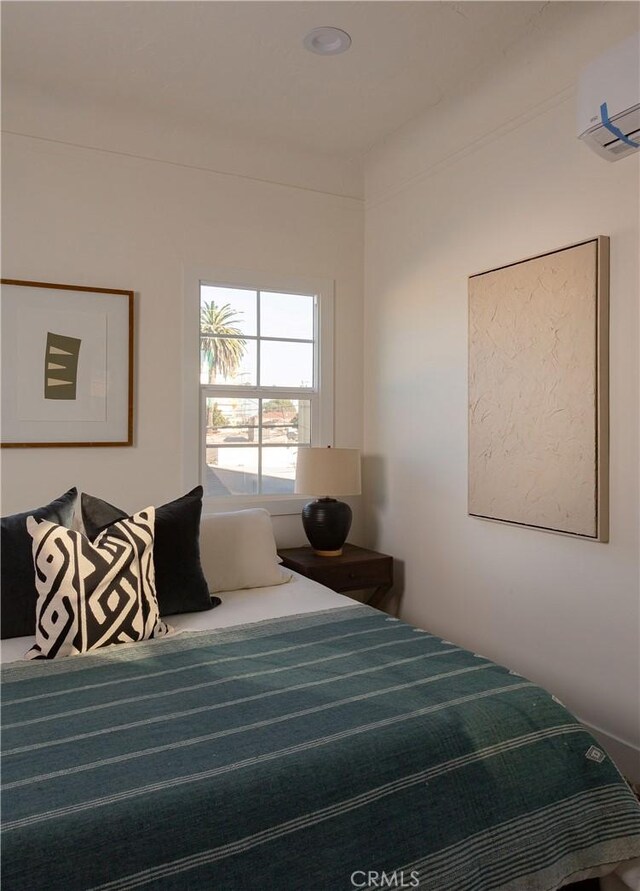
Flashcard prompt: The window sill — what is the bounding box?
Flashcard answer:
[202,493,361,518]
[202,494,310,517]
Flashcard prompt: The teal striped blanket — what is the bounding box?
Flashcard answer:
[2,605,640,890]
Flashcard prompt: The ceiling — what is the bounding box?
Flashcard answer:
[1,1,604,159]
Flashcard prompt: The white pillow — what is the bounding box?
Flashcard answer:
[199,509,291,593]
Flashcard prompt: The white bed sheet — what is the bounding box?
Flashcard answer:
[0,571,350,664]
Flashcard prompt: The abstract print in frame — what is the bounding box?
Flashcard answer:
[468,237,609,541]
[1,279,134,447]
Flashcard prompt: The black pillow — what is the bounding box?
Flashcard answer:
[81,487,216,617]
[1,487,77,639]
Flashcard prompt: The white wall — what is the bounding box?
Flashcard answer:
[2,81,363,201]
[0,132,364,546]
[2,2,638,775]
[364,14,640,775]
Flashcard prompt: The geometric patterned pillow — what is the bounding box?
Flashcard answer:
[25,507,171,659]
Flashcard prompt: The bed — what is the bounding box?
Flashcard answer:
[2,571,640,891]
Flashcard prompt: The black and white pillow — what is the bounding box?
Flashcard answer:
[26,507,171,659]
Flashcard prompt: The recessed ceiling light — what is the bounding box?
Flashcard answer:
[303,27,352,56]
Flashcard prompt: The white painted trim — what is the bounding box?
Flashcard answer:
[182,266,334,514]
[182,266,201,492]
[316,276,335,448]
[365,86,575,211]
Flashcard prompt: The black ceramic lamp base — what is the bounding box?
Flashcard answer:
[301,498,352,556]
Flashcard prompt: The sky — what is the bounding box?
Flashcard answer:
[200,284,315,388]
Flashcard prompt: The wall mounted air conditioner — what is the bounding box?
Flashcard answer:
[577,32,640,161]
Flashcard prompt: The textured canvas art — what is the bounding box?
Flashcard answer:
[468,237,609,540]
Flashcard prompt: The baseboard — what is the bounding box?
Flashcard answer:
[579,719,640,784]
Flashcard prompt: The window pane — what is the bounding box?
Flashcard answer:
[200,339,256,385]
[261,446,297,495]
[261,292,314,340]
[204,446,259,496]
[200,285,257,336]
[205,398,258,445]
[197,274,328,500]
[262,399,311,445]
[260,341,313,388]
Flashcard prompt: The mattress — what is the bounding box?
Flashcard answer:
[0,570,349,664]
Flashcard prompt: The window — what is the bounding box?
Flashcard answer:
[184,269,334,510]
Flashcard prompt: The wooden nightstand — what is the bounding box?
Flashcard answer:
[277,544,394,611]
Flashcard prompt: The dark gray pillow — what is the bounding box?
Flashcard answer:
[1,488,77,639]
[81,487,217,617]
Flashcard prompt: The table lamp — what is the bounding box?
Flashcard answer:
[295,447,361,556]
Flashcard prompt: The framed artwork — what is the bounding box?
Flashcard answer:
[1,279,134,447]
[468,237,609,541]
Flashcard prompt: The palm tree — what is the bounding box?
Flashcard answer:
[200,301,247,383]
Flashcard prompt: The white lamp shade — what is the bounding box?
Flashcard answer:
[295,448,361,497]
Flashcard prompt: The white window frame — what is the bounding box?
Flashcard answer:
[183,267,334,516]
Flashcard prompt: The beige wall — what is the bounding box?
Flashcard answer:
[364,14,639,773]
[2,3,638,774]
[2,81,363,200]
[0,132,364,546]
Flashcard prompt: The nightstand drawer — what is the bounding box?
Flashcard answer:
[277,545,394,610]
[310,557,392,592]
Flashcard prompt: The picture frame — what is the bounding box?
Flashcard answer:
[468,236,609,541]
[1,279,134,447]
